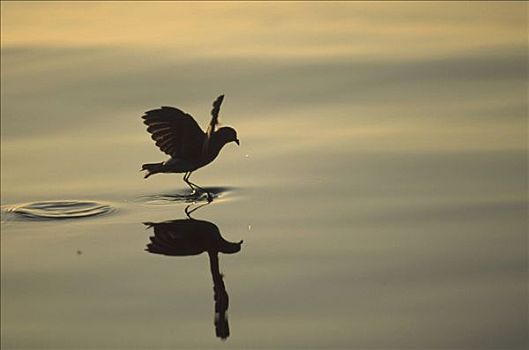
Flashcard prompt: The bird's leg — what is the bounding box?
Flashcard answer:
[187,173,213,202]
[183,172,197,195]
[184,201,211,218]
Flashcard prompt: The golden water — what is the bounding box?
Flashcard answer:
[1,2,527,348]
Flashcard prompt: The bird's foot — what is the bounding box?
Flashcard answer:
[187,188,212,203]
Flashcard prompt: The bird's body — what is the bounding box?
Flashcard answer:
[141,95,238,199]
[142,126,237,176]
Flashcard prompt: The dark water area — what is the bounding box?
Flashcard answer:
[1,2,527,349]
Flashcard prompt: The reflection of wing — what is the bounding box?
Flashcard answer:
[145,220,208,256]
[144,219,242,256]
[203,95,224,155]
[142,107,205,160]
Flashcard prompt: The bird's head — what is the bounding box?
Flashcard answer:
[216,127,240,146]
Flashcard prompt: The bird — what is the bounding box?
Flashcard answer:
[141,95,239,201]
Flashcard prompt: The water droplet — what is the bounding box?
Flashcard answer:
[248,224,252,231]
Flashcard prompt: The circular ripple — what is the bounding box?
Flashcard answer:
[6,200,115,221]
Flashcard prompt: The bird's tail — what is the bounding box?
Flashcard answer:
[141,162,164,179]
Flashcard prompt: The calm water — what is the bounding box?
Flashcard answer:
[1,2,527,349]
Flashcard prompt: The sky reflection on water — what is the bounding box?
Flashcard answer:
[1,2,527,348]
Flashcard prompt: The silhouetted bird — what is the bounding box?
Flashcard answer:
[141,95,239,200]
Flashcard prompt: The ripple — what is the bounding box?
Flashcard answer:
[4,200,115,221]
[138,187,234,205]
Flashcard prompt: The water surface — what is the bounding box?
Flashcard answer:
[1,2,527,349]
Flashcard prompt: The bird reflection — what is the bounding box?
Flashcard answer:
[144,205,242,340]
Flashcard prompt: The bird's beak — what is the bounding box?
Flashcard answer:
[235,139,240,146]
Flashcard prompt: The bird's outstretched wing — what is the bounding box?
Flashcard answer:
[203,95,224,155]
[142,106,205,160]
[208,94,224,137]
